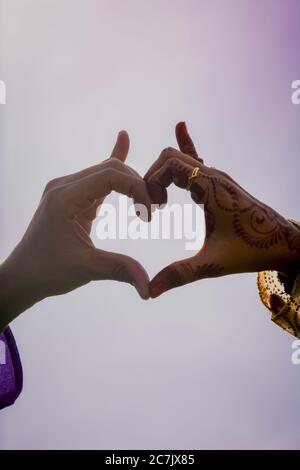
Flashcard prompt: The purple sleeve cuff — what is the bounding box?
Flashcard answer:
[0,326,23,410]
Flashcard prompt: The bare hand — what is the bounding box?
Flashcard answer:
[0,131,151,330]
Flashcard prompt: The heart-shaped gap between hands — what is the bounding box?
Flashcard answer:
[145,122,215,298]
[91,122,207,299]
[93,184,206,292]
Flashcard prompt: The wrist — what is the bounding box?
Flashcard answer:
[269,220,300,277]
[0,248,42,331]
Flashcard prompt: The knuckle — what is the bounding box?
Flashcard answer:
[108,158,123,170]
[43,186,61,210]
[161,146,175,158]
[101,167,125,189]
[44,177,60,193]
[215,169,230,180]
[135,181,147,198]
[167,156,179,167]
[102,167,116,179]
[163,157,180,175]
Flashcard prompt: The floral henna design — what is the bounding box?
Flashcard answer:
[146,157,191,205]
[285,224,300,253]
[147,148,300,298]
[210,177,237,213]
[232,198,300,255]
[203,205,216,239]
[193,263,224,279]
[176,262,224,284]
[150,124,300,302]
[170,158,196,188]
[151,263,224,297]
[190,181,215,239]
[190,170,300,255]
[232,205,292,249]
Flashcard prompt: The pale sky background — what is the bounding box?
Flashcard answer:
[0,0,299,449]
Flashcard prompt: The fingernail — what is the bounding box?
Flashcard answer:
[135,207,151,222]
[178,121,187,134]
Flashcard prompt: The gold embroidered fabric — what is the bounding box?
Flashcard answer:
[257,220,300,339]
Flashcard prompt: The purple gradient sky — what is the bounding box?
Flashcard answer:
[0,0,299,449]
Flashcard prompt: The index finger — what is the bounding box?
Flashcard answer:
[144,147,210,185]
[63,168,152,220]
[175,122,203,162]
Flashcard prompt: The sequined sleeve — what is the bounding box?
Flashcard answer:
[257,220,300,339]
[0,327,23,409]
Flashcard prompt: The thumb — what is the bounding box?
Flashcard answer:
[150,256,196,298]
[110,130,130,161]
[150,255,224,298]
[90,130,130,212]
[175,122,203,163]
[89,249,150,299]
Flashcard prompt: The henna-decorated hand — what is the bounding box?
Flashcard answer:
[145,122,300,298]
[0,131,151,331]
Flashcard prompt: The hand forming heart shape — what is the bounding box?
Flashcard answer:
[145,122,300,298]
[1,121,299,333]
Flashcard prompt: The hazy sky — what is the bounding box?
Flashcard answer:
[0,0,299,449]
